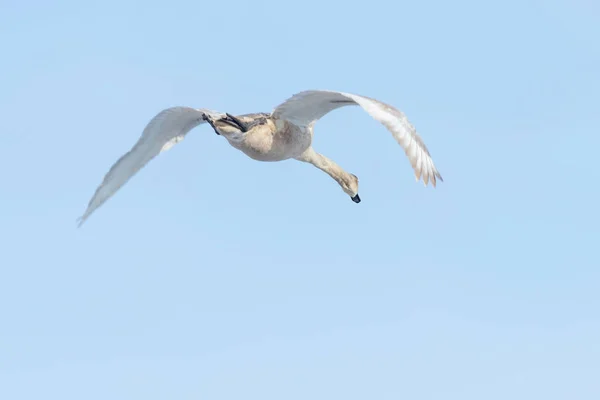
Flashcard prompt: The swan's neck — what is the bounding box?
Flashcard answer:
[302,150,345,184]
[296,148,357,197]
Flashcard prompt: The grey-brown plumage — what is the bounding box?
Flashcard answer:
[78,90,443,226]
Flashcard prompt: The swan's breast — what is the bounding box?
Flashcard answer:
[273,119,312,155]
[231,118,311,161]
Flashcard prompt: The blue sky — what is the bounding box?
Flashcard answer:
[1,0,598,398]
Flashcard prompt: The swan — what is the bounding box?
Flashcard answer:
[78,89,443,226]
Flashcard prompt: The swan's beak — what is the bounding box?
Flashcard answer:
[351,194,361,203]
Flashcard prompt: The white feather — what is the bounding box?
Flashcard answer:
[77,107,223,227]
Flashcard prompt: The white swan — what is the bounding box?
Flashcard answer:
[78,89,443,226]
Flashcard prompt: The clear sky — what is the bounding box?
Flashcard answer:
[1,0,598,398]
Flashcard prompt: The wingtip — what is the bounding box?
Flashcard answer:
[433,172,444,187]
[416,172,444,188]
[76,215,87,228]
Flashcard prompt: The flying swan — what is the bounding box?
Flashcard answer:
[78,89,443,226]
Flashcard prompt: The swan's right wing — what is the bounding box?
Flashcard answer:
[78,107,224,227]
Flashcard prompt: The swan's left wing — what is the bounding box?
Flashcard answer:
[78,106,224,227]
[272,90,443,187]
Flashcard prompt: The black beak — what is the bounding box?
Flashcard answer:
[351,194,361,203]
[225,113,249,132]
[202,113,220,135]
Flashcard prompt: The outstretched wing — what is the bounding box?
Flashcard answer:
[272,90,443,187]
[78,106,224,227]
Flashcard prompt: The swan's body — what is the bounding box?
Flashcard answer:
[216,113,311,162]
[78,90,443,226]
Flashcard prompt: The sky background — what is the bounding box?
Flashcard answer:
[1,0,599,399]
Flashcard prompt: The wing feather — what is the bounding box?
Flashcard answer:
[77,106,223,226]
[272,90,443,188]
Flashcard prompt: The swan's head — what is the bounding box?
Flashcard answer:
[342,173,360,203]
